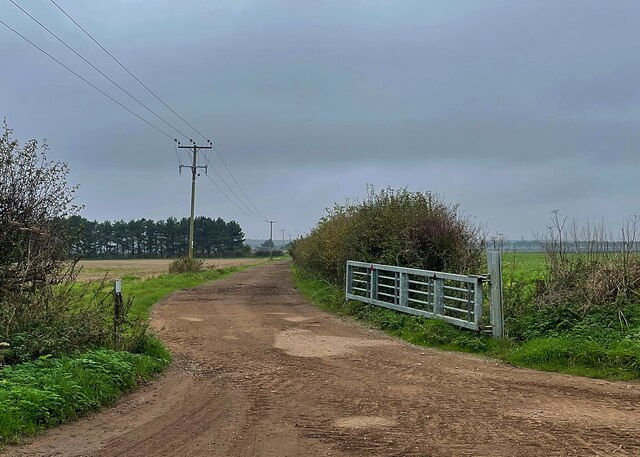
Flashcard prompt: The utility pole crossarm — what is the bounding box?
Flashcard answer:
[179,164,207,171]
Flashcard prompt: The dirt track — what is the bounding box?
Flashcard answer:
[6,261,640,456]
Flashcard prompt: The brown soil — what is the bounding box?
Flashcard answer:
[6,260,640,456]
[75,258,265,281]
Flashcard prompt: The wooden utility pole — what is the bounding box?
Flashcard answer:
[177,139,211,259]
[266,220,277,260]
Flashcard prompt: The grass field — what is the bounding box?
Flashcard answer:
[78,258,271,319]
[502,251,547,277]
[76,257,265,281]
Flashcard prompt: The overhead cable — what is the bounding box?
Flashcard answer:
[204,173,263,221]
[50,0,208,141]
[9,0,190,141]
[0,19,175,140]
[203,154,264,220]
[210,144,268,220]
[49,0,268,219]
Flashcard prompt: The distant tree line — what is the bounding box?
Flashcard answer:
[67,216,246,258]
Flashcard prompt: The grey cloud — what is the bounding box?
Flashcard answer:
[1,0,639,239]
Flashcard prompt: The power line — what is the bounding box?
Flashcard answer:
[210,144,268,220]
[9,0,190,141]
[202,154,264,220]
[49,0,208,141]
[4,2,273,228]
[0,19,175,140]
[204,172,263,221]
[48,0,269,221]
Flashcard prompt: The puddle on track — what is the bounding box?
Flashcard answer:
[274,329,392,357]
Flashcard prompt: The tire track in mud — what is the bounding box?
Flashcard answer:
[5,260,640,456]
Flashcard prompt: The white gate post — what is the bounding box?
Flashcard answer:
[371,266,379,302]
[345,262,353,297]
[433,277,444,316]
[487,251,505,338]
[399,272,409,307]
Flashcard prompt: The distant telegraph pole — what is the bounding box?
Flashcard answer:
[177,139,212,259]
[266,220,277,260]
[280,229,286,249]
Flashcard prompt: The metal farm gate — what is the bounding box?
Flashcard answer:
[345,251,504,337]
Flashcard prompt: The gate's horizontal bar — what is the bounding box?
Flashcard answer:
[346,293,479,330]
[443,285,470,293]
[347,260,484,283]
[444,295,471,304]
[377,291,396,299]
[409,289,432,296]
[443,305,471,314]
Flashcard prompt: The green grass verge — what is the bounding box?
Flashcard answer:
[292,265,640,381]
[0,340,170,443]
[0,264,250,445]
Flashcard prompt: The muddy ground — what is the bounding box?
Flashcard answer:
[6,260,640,456]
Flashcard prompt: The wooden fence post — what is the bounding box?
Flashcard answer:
[113,279,123,347]
[486,251,504,338]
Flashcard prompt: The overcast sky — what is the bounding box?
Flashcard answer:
[2,0,638,239]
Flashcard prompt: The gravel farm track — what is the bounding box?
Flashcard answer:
[5,260,640,457]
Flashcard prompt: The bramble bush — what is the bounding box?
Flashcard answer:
[291,186,485,285]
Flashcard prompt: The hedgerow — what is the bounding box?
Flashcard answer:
[291,186,485,285]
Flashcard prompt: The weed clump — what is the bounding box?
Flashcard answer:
[168,257,205,274]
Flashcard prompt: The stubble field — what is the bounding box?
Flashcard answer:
[75,257,266,281]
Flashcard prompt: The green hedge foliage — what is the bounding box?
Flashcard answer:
[291,187,485,285]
